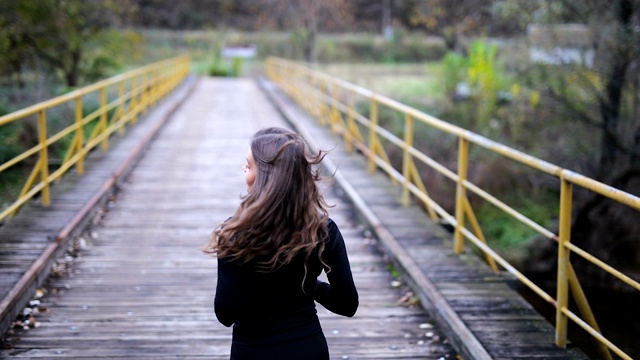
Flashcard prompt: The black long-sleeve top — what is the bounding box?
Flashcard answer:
[214,219,359,345]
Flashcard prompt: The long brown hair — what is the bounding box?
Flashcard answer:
[204,127,330,272]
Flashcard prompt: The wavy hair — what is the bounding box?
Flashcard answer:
[204,127,331,272]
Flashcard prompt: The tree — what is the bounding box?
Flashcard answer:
[398,0,495,52]
[130,0,273,30]
[494,0,640,287]
[257,0,354,63]
[495,0,640,183]
[0,2,35,87]
[1,0,135,87]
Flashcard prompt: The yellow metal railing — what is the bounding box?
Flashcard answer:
[265,56,640,360]
[0,55,190,222]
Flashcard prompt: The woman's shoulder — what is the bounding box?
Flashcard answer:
[325,217,341,234]
[324,217,344,246]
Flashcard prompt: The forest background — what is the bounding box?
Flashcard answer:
[0,0,639,356]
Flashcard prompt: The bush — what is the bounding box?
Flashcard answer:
[209,63,232,77]
[0,123,22,165]
[133,30,448,66]
[232,57,245,77]
[442,52,468,96]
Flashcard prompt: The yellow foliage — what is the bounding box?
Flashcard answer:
[511,83,521,97]
[530,91,540,107]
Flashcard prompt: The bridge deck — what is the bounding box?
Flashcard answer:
[0,78,458,359]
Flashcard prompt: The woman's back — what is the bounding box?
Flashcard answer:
[206,128,358,359]
[215,219,357,345]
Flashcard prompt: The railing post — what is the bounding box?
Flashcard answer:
[131,75,139,124]
[153,68,159,104]
[37,110,50,206]
[305,72,316,116]
[118,81,125,135]
[75,97,84,174]
[305,72,314,117]
[143,72,150,113]
[368,98,379,173]
[454,136,469,254]
[100,87,108,151]
[345,98,354,153]
[142,72,148,113]
[329,87,339,135]
[402,113,414,206]
[556,176,573,347]
[318,80,328,126]
[140,73,146,114]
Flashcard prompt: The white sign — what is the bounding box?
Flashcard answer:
[221,46,257,59]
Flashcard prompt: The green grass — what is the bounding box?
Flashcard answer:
[477,193,558,250]
[317,63,445,110]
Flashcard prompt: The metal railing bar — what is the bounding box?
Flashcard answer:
[48,154,81,181]
[406,182,454,223]
[0,182,45,220]
[0,56,183,127]
[459,226,557,305]
[462,179,557,240]
[562,170,640,210]
[564,242,640,291]
[0,55,189,222]
[561,308,631,360]
[409,147,458,182]
[0,147,41,173]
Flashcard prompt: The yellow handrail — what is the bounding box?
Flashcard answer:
[265,56,639,360]
[0,55,190,221]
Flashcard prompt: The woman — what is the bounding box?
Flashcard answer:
[204,127,359,359]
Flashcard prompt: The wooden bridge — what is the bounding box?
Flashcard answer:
[0,62,626,359]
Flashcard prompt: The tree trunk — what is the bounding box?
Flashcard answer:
[65,71,78,88]
[441,26,458,52]
[303,12,317,64]
[597,0,633,181]
[64,49,82,87]
[599,91,622,181]
[630,56,640,169]
[632,121,640,169]
[570,0,640,291]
